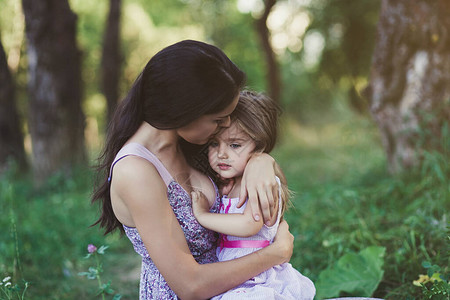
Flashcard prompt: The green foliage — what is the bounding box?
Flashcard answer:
[0,168,139,299]
[422,281,449,300]
[79,245,122,299]
[413,261,450,300]
[277,115,449,299]
[0,1,447,299]
[307,0,380,80]
[289,0,381,118]
[1,113,447,299]
[0,276,29,300]
[315,246,385,299]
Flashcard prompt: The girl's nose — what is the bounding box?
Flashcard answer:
[218,144,228,158]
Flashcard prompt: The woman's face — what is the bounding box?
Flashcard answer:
[177,94,239,145]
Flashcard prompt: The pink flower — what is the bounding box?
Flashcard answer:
[87,244,97,253]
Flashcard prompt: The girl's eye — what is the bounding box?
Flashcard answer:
[230,143,241,149]
[209,141,219,148]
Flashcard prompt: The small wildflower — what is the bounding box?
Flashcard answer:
[2,276,11,282]
[87,244,97,253]
[80,243,121,299]
[413,274,430,286]
[5,282,11,287]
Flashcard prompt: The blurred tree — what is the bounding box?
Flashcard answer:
[304,0,380,114]
[101,0,122,124]
[22,0,86,183]
[364,0,450,173]
[183,0,266,91]
[255,0,281,103]
[0,38,27,173]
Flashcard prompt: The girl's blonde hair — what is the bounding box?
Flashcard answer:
[231,90,292,218]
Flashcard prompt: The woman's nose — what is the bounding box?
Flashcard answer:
[220,116,231,128]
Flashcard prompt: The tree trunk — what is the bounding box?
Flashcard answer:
[255,0,281,103]
[364,0,450,173]
[0,38,27,174]
[101,0,122,124]
[22,0,86,183]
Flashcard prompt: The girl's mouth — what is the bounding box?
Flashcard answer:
[218,163,231,170]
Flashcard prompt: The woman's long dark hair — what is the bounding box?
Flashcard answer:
[92,40,245,234]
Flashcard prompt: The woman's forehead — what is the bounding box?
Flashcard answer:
[218,93,240,117]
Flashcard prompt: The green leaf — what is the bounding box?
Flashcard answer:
[97,245,109,255]
[101,281,114,294]
[315,246,385,299]
[87,273,96,280]
[112,294,122,300]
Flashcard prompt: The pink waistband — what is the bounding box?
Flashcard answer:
[219,239,270,249]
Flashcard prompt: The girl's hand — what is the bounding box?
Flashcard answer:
[191,190,210,218]
[238,153,278,224]
[271,220,294,264]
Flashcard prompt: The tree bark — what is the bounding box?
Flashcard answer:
[0,38,27,173]
[255,0,281,103]
[101,0,122,124]
[22,0,86,183]
[364,0,450,173]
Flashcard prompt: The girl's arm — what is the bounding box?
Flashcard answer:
[239,152,278,224]
[191,190,263,237]
[112,157,293,300]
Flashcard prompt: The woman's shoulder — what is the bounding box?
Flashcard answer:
[112,156,165,187]
[110,155,168,228]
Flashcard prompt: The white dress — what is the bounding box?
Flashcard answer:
[212,177,316,300]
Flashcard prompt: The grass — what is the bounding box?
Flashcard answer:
[276,115,449,299]
[0,111,448,299]
[0,167,140,299]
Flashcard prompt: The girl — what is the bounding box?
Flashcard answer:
[192,90,316,299]
[92,40,294,300]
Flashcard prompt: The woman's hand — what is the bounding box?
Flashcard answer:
[238,153,278,224]
[270,220,294,264]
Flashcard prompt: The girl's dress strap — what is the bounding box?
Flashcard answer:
[108,142,173,187]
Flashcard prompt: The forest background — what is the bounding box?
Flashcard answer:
[0,0,448,299]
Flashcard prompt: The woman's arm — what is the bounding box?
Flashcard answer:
[112,157,292,300]
[191,190,263,237]
[239,152,278,225]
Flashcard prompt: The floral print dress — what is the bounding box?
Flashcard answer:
[110,143,220,299]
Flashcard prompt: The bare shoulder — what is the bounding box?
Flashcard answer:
[111,155,167,208]
[113,155,162,180]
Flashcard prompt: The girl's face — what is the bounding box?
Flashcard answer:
[208,123,256,179]
[177,94,239,145]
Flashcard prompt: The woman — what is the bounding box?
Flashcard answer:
[92,40,294,299]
